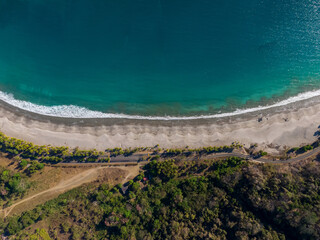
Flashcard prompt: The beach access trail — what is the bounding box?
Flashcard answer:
[0,146,318,218]
[0,166,139,218]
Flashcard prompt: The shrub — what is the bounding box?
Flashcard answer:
[259,151,268,156]
[19,160,28,169]
[147,159,178,180]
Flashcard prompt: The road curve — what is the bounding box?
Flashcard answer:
[58,146,320,166]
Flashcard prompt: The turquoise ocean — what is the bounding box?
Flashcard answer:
[0,0,320,119]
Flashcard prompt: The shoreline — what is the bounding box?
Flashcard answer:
[2,88,320,120]
[0,95,320,152]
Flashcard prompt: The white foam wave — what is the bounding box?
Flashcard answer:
[0,89,320,120]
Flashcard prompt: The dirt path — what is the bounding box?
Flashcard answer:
[1,165,139,218]
[1,146,316,218]
[59,145,320,167]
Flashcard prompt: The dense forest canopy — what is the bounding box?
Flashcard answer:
[1,157,319,240]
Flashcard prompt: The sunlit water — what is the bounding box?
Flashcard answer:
[0,0,320,119]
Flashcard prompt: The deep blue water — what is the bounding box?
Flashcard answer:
[0,0,320,117]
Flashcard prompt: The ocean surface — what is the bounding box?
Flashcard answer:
[0,0,320,119]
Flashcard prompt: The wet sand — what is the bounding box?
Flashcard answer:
[0,97,319,152]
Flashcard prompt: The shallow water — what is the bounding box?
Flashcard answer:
[0,0,320,118]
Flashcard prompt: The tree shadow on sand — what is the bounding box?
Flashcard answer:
[313,125,320,137]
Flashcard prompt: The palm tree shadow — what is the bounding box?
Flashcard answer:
[313,125,320,137]
[314,131,320,137]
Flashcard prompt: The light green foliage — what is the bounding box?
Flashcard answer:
[25,161,44,175]
[0,132,247,165]
[106,147,143,157]
[29,228,52,240]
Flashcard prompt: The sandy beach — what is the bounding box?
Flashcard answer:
[0,96,319,153]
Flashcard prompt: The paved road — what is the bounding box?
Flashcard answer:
[114,146,320,164]
[57,146,320,166]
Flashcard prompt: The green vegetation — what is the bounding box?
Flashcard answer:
[259,150,268,157]
[18,159,28,169]
[288,144,315,155]
[2,158,319,240]
[106,147,146,157]
[146,159,178,180]
[0,132,319,239]
[28,229,52,240]
[0,132,245,164]
[24,161,44,176]
[162,142,243,156]
[0,132,106,163]
[0,168,29,203]
[298,144,313,153]
[1,130,319,166]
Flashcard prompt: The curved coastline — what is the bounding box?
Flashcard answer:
[1,89,320,120]
[0,90,320,151]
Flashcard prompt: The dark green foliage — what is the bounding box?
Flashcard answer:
[0,168,29,201]
[289,144,314,155]
[210,156,244,179]
[6,217,22,235]
[259,150,268,156]
[5,188,85,236]
[146,159,178,180]
[298,145,313,153]
[3,158,320,240]
[261,151,267,156]
[18,160,28,169]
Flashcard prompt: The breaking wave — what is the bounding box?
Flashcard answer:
[0,89,320,120]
